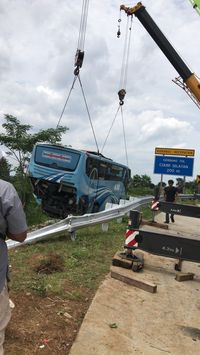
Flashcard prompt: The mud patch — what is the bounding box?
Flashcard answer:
[33,253,65,274]
[180,326,200,341]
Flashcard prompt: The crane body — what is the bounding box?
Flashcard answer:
[120,2,200,108]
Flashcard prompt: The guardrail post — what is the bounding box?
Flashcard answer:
[70,231,77,241]
[129,210,141,229]
[120,210,144,271]
[151,199,160,222]
[124,210,141,255]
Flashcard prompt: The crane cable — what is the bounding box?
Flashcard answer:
[118,12,133,105]
[101,12,132,166]
[56,0,90,129]
[101,104,129,166]
[56,0,99,152]
[77,74,99,152]
[101,106,120,154]
[118,13,133,166]
[120,105,129,166]
[77,0,89,51]
[56,0,89,129]
[56,76,77,129]
[74,0,90,76]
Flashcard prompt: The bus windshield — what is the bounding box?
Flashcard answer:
[35,146,81,171]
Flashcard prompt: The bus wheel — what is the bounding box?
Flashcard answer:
[92,202,99,213]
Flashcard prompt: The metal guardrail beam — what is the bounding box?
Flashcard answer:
[7,196,153,250]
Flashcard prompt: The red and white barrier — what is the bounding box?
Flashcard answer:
[124,228,139,248]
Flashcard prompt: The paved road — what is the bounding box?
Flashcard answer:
[69,213,200,355]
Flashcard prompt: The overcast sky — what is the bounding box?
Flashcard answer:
[0,0,199,184]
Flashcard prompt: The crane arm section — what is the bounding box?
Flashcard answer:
[120,2,200,107]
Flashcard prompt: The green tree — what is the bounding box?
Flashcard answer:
[0,114,68,207]
[0,114,68,175]
[176,178,184,193]
[140,174,153,187]
[0,156,12,181]
[131,174,142,187]
[128,174,154,196]
[130,174,153,188]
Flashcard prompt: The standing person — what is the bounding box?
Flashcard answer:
[164,179,178,223]
[0,151,27,355]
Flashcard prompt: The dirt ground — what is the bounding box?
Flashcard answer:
[4,288,93,355]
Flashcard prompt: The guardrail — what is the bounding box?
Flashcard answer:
[7,193,197,250]
[7,195,153,250]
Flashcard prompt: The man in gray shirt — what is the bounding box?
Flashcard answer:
[0,151,27,354]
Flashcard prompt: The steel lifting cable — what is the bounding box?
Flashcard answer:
[56,0,90,129]
[120,105,129,166]
[117,13,133,166]
[74,0,90,76]
[57,70,99,152]
[56,76,77,128]
[101,14,133,155]
[101,106,120,154]
[75,0,100,152]
[77,75,99,152]
[118,13,133,105]
[77,0,89,51]
[122,16,133,91]
[57,0,98,151]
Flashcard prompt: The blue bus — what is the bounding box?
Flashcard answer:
[28,143,131,218]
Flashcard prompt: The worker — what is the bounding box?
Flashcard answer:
[164,179,178,223]
[0,150,27,355]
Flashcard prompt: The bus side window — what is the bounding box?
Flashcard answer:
[86,157,99,179]
[123,169,129,187]
[110,165,123,181]
[86,158,94,176]
[98,162,107,180]
[105,165,111,180]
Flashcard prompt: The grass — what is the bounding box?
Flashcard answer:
[9,202,153,300]
[9,218,128,298]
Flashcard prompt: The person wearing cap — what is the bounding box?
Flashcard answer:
[0,150,27,354]
[164,179,178,223]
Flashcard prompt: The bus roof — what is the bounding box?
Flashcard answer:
[34,143,130,169]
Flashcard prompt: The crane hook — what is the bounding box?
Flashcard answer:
[118,89,126,105]
[117,13,122,38]
[74,49,84,76]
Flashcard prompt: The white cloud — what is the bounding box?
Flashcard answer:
[36,85,61,100]
[139,111,192,142]
[0,0,199,184]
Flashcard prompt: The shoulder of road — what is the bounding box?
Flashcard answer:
[69,213,200,355]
